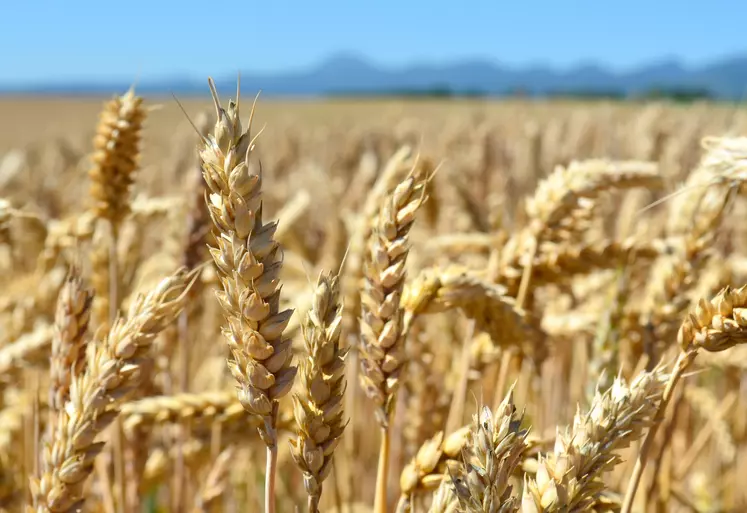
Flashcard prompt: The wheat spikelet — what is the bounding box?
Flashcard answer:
[289,272,347,512]
[427,477,459,513]
[399,427,471,502]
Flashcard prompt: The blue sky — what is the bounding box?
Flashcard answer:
[2,0,746,84]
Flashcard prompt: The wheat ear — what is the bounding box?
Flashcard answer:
[621,284,747,513]
[199,78,296,513]
[523,367,667,513]
[88,87,146,339]
[359,168,429,424]
[406,390,529,513]
[48,267,93,423]
[88,86,145,229]
[358,165,428,513]
[402,265,546,364]
[30,268,192,512]
[452,389,528,512]
[501,159,660,306]
[290,271,347,512]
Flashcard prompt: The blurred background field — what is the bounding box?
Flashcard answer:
[4,2,747,513]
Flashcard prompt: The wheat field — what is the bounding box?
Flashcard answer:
[1,84,746,513]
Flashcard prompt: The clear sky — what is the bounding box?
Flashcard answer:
[2,0,746,85]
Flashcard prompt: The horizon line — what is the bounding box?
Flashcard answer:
[2,49,747,88]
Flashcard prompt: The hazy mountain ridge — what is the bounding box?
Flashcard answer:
[5,53,747,99]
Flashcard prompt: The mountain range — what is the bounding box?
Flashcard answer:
[5,53,747,100]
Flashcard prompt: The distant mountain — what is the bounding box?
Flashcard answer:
[5,52,747,100]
